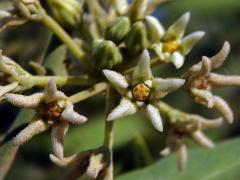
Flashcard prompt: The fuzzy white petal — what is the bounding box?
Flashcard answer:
[44,79,58,103]
[133,49,152,83]
[190,88,215,108]
[107,98,137,121]
[145,16,165,42]
[165,12,190,40]
[103,69,129,94]
[0,82,18,97]
[86,154,104,179]
[191,131,214,149]
[13,119,48,146]
[210,41,230,70]
[5,93,44,108]
[60,103,87,124]
[153,78,185,93]
[50,154,77,167]
[51,122,69,159]
[213,96,233,124]
[181,31,205,55]
[177,144,188,171]
[170,51,185,69]
[146,104,163,132]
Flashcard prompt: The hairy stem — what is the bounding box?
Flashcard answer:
[41,14,93,72]
[20,75,96,87]
[69,82,107,104]
[103,86,115,180]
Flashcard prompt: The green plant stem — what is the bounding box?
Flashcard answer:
[19,75,96,87]
[103,86,115,180]
[69,82,107,104]
[41,14,93,72]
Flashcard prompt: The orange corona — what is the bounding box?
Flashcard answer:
[132,83,151,101]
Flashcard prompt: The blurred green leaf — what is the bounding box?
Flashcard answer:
[44,45,68,76]
[117,138,240,180]
[0,109,34,179]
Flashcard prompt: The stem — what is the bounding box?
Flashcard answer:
[69,82,107,104]
[19,75,96,87]
[41,14,93,72]
[103,86,115,180]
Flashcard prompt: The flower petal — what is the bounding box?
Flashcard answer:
[51,122,69,159]
[107,98,137,121]
[181,31,205,55]
[0,82,18,98]
[133,49,152,83]
[177,144,188,171]
[164,12,190,40]
[213,96,233,124]
[60,103,87,124]
[44,79,58,103]
[50,154,77,167]
[5,92,44,108]
[146,104,163,131]
[170,51,185,69]
[145,16,165,43]
[210,41,230,70]
[13,118,49,146]
[153,77,185,97]
[190,88,215,108]
[103,69,129,94]
[191,131,214,149]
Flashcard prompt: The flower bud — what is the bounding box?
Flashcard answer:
[105,16,131,44]
[46,0,83,27]
[92,39,122,69]
[125,21,148,54]
[126,0,147,22]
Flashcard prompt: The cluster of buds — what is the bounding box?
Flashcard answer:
[1,0,240,177]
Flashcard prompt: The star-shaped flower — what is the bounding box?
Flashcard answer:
[103,49,185,131]
[5,80,87,160]
[184,41,238,123]
[146,12,205,69]
[159,102,223,170]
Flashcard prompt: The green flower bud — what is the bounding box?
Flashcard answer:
[125,21,148,54]
[105,16,131,44]
[47,0,83,27]
[126,0,147,22]
[92,40,123,69]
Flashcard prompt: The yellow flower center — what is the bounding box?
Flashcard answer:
[162,40,179,53]
[132,83,151,101]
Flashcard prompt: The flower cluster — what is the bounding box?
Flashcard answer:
[1,0,240,179]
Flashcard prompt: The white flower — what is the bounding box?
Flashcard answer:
[5,80,87,160]
[184,42,236,124]
[103,49,185,131]
[146,12,205,69]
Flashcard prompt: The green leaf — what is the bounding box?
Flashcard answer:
[0,109,34,179]
[44,45,68,76]
[116,138,240,180]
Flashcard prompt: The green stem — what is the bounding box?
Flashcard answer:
[69,82,107,104]
[19,75,96,87]
[41,14,93,72]
[103,86,115,180]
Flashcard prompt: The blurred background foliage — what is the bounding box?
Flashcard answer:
[1,0,240,179]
